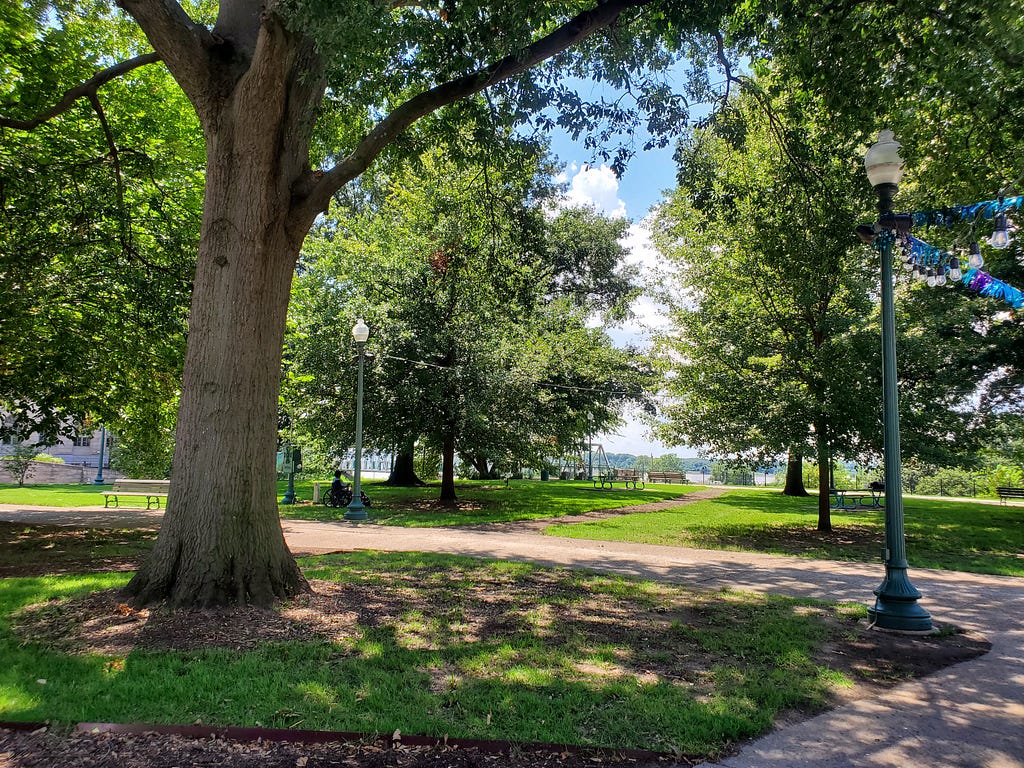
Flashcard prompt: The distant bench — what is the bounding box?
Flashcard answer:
[996,487,1024,504]
[647,471,686,484]
[594,468,644,490]
[103,479,170,509]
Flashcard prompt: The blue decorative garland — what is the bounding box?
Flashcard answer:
[867,193,1022,310]
[911,195,1024,228]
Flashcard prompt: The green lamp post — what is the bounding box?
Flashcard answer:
[92,425,106,485]
[344,318,370,521]
[863,130,932,632]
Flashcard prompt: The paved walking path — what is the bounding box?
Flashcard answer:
[1,500,1021,767]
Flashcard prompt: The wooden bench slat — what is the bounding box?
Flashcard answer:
[648,471,686,483]
[996,487,1024,503]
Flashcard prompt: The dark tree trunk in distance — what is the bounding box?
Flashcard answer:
[815,422,832,532]
[387,442,425,486]
[440,430,457,503]
[471,454,492,479]
[782,449,808,496]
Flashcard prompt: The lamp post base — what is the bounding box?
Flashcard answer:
[868,569,932,632]
[344,502,368,521]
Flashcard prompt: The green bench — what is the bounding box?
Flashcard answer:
[830,487,884,510]
[103,479,170,509]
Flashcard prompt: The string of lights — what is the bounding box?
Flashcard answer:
[865,191,1023,309]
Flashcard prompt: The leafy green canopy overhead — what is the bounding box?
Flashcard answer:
[0,1,202,442]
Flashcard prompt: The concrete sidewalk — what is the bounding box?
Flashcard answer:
[1,504,1022,767]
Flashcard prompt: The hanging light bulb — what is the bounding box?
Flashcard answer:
[968,241,984,269]
[902,260,914,272]
[916,265,928,282]
[926,267,938,287]
[990,212,1011,249]
[948,255,962,281]
[935,268,947,287]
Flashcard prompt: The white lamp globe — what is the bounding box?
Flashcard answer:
[864,130,905,188]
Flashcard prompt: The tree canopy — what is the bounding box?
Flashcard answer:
[284,137,653,501]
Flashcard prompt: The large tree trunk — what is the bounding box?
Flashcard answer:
[125,23,322,607]
[815,421,833,532]
[782,449,808,496]
[387,439,425,486]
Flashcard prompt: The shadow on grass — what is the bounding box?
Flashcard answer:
[0,553,871,757]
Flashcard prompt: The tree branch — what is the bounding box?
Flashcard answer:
[87,93,131,249]
[295,0,653,224]
[0,53,161,130]
[117,0,217,106]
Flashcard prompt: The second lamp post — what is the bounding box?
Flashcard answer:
[862,130,932,632]
[345,318,370,521]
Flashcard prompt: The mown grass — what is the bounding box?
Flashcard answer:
[0,552,861,756]
[0,483,111,507]
[0,479,697,527]
[278,479,699,527]
[546,489,1024,577]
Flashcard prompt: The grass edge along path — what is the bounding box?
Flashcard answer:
[0,550,932,759]
[0,480,701,527]
[544,488,1024,577]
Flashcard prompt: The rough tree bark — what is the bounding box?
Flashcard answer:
[781,448,808,496]
[125,18,325,606]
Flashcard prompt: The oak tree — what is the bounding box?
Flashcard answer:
[1,0,739,606]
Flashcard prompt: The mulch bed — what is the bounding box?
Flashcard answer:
[0,725,693,768]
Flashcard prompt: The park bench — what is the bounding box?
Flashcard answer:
[996,486,1024,504]
[829,487,884,511]
[103,479,170,509]
[593,468,644,490]
[647,471,686,484]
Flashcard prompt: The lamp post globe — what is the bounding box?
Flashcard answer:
[345,318,370,521]
[863,130,932,632]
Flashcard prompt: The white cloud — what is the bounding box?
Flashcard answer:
[559,164,628,219]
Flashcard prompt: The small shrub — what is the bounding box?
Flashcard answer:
[1,445,41,485]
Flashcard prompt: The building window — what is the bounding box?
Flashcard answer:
[72,435,92,448]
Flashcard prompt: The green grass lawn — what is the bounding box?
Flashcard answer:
[0,483,111,507]
[0,551,870,756]
[278,479,699,526]
[0,479,697,527]
[546,488,1024,577]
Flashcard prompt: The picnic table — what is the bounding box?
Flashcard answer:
[830,487,884,510]
[593,468,644,490]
